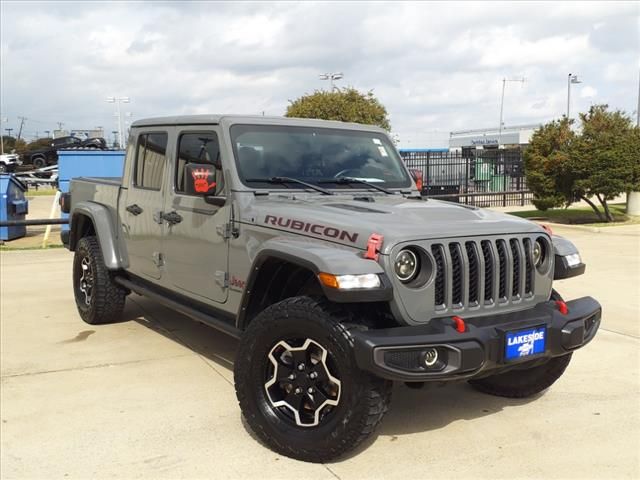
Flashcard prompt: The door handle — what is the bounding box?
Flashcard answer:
[161,211,183,225]
[125,204,143,215]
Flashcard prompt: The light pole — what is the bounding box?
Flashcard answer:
[498,77,525,145]
[106,96,130,148]
[319,72,343,91]
[566,73,581,120]
[636,67,639,127]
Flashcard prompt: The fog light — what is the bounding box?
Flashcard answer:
[423,348,438,367]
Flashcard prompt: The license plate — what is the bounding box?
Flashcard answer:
[505,326,546,361]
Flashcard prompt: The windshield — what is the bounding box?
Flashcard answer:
[230,124,412,190]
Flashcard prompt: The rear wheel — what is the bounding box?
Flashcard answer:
[32,157,46,169]
[469,288,573,398]
[468,354,573,398]
[73,236,127,325]
[234,296,391,462]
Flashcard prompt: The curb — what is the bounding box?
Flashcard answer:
[535,222,601,233]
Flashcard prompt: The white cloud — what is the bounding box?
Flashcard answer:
[580,86,597,99]
[1,1,638,148]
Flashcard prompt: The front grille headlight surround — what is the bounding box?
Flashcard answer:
[393,246,433,288]
[534,236,552,274]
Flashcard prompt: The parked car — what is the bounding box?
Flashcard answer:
[61,115,601,462]
[0,153,22,173]
[24,136,108,169]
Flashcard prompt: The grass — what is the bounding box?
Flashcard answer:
[26,188,58,197]
[0,244,64,251]
[509,203,639,227]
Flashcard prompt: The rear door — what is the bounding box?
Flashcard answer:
[119,129,170,280]
[161,127,230,304]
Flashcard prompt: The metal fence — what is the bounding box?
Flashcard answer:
[400,149,532,207]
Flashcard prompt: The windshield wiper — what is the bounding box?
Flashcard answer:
[319,176,395,194]
[244,176,333,195]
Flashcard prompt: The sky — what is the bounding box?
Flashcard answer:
[1,1,639,148]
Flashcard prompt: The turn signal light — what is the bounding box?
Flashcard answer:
[318,273,381,290]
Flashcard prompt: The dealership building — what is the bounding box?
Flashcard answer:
[449,123,541,151]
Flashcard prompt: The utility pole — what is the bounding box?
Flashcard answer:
[5,128,13,138]
[498,77,525,145]
[44,130,50,138]
[0,116,5,155]
[16,116,26,140]
[566,73,581,120]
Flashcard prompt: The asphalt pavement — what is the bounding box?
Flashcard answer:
[1,225,638,479]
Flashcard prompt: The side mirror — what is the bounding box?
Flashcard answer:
[185,162,219,195]
[409,168,423,192]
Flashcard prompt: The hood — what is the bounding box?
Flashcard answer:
[242,193,544,253]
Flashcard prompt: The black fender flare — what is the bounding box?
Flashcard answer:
[69,201,128,270]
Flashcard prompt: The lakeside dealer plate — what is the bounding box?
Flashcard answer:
[505,326,546,361]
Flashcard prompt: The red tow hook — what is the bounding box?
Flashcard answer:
[364,233,384,261]
[555,300,569,315]
[452,315,466,333]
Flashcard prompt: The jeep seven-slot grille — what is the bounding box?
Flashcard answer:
[433,237,535,311]
[449,243,463,306]
[465,242,479,306]
[432,245,446,306]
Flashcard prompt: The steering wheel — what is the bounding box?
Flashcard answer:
[334,169,358,178]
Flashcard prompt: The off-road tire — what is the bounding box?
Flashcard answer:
[234,296,392,463]
[73,235,127,325]
[32,157,46,169]
[469,353,573,398]
[0,164,6,173]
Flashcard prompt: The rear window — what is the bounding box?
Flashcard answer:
[134,133,168,190]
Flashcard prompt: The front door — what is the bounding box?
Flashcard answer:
[119,130,169,280]
[161,128,229,304]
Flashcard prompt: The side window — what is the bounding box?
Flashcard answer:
[175,132,224,196]
[134,132,168,190]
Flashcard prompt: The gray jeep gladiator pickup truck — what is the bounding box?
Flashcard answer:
[61,115,601,462]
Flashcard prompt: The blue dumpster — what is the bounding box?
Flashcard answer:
[57,150,126,234]
[0,174,29,241]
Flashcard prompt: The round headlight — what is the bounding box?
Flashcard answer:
[395,249,419,282]
[533,240,544,266]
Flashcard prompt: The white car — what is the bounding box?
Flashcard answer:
[0,153,22,173]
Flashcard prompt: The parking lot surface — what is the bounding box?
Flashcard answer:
[1,225,639,479]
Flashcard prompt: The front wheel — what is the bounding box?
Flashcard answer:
[234,296,391,463]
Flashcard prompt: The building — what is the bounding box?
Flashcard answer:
[53,128,105,139]
[449,123,541,151]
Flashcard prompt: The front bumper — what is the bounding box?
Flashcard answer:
[352,296,601,382]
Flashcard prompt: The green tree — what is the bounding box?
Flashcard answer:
[570,105,636,222]
[525,105,637,222]
[524,117,576,210]
[26,138,53,152]
[1,136,27,154]
[285,88,391,131]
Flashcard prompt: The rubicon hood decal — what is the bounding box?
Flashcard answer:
[264,215,359,243]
